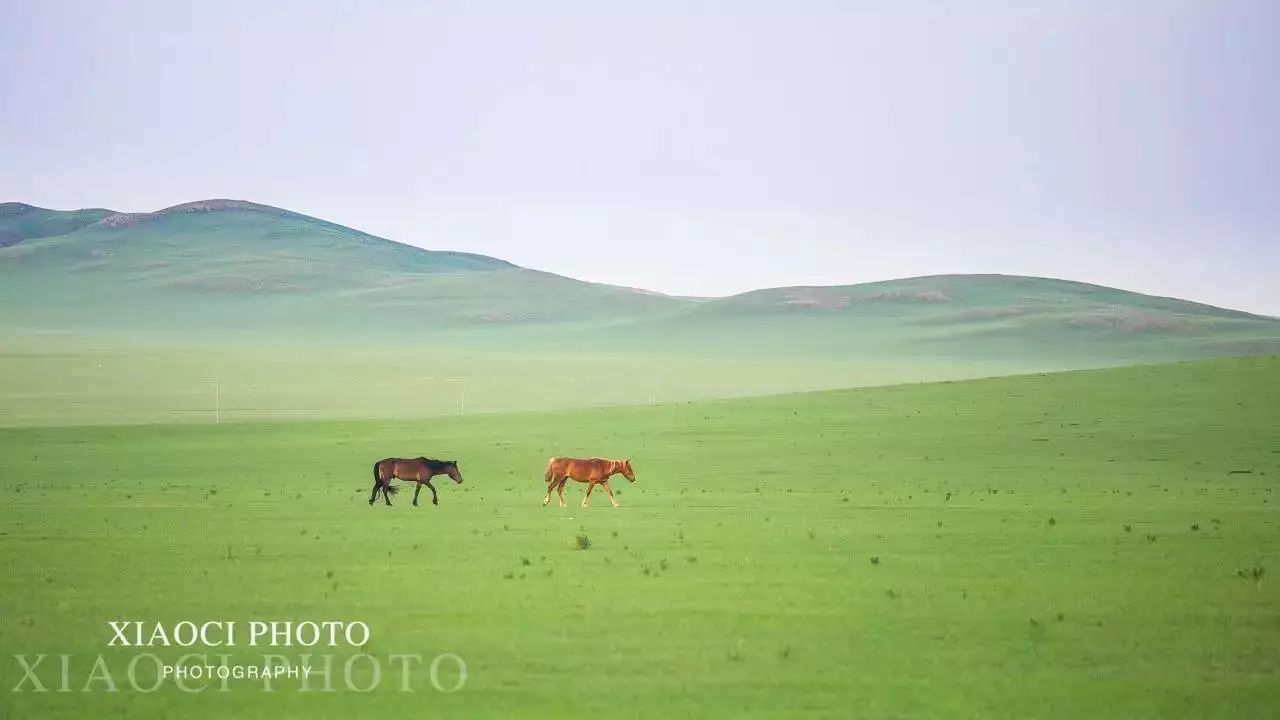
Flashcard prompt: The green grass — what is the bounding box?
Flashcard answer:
[2,357,1277,718]
[0,331,1032,426]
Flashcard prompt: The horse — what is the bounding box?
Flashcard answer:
[369,457,463,507]
[543,457,635,508]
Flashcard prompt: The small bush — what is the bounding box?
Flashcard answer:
[1237,566,1266,585]
[870,556,880,565]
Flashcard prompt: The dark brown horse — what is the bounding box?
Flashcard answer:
[370,457,463,507]
[543,457,635,508]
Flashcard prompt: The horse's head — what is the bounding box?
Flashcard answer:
[445,460,463,484]
[621,458,636,483]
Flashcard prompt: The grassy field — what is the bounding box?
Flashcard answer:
[0,331,1032,426]
[2,356,1277,718]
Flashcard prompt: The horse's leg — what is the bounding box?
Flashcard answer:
[600,480,619,508]
[383,479,394,506]
[582,480,595,508]
[368,477,381,506]
[556,478,568,507]
[413,482,422,507]
[543,475,556,506]
[426,479,438,506]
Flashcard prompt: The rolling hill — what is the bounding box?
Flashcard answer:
[619,274,1280,364]
[2,198,1277,375]
[0,202,115,247]
[0,199,691,331]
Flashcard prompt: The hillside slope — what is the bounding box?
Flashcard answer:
[614,274,1280,363]
[0,202,115,247]
[0,200,692,330]
[2,199,1277,366]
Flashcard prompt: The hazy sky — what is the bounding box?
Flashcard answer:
[2,1,1277,313]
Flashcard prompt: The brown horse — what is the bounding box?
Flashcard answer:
[370,457,463,507]
[543,457,635,508]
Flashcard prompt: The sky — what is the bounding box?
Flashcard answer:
[2,1,1277,313]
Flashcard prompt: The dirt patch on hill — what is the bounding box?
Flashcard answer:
[1068,309,1195,333]
[91,200,278,229]
[774,287,951,310]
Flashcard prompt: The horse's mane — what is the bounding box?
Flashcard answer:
[418,457,456,471]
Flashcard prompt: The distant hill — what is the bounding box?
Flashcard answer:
[0,202,115,247]
[0,199,691,331]
[683,274,1267,321]
[624,274,1280,363]
[2,198,1277,365]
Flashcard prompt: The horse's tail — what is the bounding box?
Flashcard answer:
[372,460,399,496]
[544,456,559,483]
